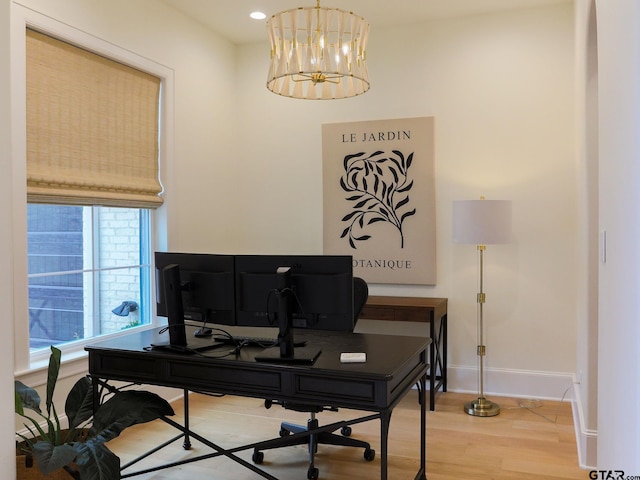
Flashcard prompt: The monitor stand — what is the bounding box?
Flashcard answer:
[149,341,225,354]
[150,264,225,354]
[254,266,321,364]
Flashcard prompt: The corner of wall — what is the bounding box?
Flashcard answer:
[573,382,597,470]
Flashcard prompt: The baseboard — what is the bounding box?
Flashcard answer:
[572,383,598,470]
[446,364,576,401]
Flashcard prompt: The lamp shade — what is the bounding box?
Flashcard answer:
[266,3,370,99]
[452,199,512,245]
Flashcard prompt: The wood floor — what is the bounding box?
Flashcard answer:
[107,391,588,479]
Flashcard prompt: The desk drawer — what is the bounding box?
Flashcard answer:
[294,375,375,404]
[361,305,428,323]
[169,362,282,396]
[90,353,160,383]
[360,306,395,321]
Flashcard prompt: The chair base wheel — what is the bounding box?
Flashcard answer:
[252,450,264,464]
[307,466,319,480]
[364,448,376,461]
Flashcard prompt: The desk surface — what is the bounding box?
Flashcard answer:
[86,325,430,412]
[362,296,448,322]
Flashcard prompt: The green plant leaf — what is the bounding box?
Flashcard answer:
[32,440,77,475]
[15,381,41,414]
[66,376,94,430]
[75,440,120,480]
[46,346,62,417]
[90,390,174,443]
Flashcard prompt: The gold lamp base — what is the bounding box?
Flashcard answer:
[464,397,500,417]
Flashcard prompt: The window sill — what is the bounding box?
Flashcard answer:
[15,349,89,389]
[15,324,159,386]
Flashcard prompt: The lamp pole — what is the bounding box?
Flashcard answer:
[464,244,500,417]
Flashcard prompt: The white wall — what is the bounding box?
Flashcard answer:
[595,0,640,471]
[573,0,599,469]
[234,4,577,397]
[1,1,16,476]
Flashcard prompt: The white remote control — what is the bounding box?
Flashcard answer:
[340,352,366,363]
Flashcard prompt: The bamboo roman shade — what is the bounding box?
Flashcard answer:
[26,28,163,208]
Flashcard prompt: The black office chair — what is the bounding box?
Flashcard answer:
[252,277,374,480]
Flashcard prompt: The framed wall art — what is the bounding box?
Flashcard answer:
[322,117,436,285]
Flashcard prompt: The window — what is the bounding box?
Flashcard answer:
[23,28,164,353]
[27,205,152,350]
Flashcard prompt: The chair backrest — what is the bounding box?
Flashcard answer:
[353,277,369,325]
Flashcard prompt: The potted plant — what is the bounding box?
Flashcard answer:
[15,346,175,480]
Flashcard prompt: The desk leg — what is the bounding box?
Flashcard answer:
[182,389,192,450]
[417,373,427,480]
[442,314,448,392]
[428,312,448,410]
[380,410,392,480]
[91,375,99,414]
[429,312,436,411]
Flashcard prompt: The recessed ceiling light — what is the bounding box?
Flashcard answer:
[250,11,267,20]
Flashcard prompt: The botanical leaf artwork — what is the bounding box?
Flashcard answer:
[339,150,416,249]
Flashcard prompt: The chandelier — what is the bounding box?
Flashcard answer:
[266,1,370,100]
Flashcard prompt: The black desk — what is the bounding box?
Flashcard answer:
[86,325,429,480]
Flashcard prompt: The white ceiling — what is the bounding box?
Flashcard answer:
[158,0,570,45]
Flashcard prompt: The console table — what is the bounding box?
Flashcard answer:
[360,296,447,411]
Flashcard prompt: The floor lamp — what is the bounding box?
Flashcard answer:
[452,198,512,417]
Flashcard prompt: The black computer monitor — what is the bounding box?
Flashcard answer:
[155,252,236,327]
[234,255,354,332]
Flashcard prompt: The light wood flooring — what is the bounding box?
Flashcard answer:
[107,391,588,479]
